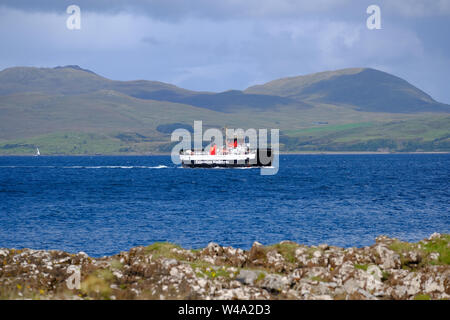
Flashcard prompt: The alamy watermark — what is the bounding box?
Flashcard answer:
[66,5,81,30]
[66,265,81,289]
[367,5,381,30]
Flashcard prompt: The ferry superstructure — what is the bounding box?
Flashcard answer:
[179,138,272,168]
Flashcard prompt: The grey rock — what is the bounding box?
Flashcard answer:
[259,274,289,292]
[236,269,259,285]
[366,265,383,281]
[374,244,401,269]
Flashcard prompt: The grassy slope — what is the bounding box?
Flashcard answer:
[0,90,448,154]
[0,67,449,154]
[245,68,365,97]
[281,115,450,152]
[0,66,194,97]
[1,105,448,154]
[245,68,449,113]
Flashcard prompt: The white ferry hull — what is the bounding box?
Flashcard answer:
[180,148,273,168]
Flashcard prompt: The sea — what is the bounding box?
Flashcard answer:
[0,154,448,257]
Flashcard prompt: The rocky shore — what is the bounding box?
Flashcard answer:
[1,233,448,300]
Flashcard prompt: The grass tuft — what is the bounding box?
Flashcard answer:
[144,242,183,260]
[354,264,369,271]
[266,243,300,264]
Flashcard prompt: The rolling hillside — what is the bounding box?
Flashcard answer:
[245,68,449,113]
[0,66,448,154]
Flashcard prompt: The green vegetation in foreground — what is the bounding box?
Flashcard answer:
[414,294,431,300]
[389,234,450,268]
[0,235,448,300]
[422,235,450,265]
[144,236,450,269]
[266,243,300,264]
[199,266,236,280]
[354,264,369,271]
[310,276,328,282]
[144,242,183,260]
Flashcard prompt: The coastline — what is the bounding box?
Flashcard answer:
[1,233,448,300]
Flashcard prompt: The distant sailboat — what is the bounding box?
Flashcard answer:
[35,147,40,156]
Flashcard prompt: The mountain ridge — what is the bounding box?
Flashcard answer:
[1,65,448,113]
[245,68,448,113]
[0,65,449,154]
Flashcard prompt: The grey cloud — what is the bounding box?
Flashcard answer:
[1,0,450,20]
[0,2,449,103]
[383,0,450,17]
[0,0,366,20]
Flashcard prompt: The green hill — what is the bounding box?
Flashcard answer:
[0,66,448,154]
[0,66,303,113]
[245,68,449,113]
[0,66,194,97]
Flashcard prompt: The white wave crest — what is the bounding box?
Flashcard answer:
[0,165,169,169]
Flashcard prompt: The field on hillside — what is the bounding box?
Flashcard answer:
[1,114,448,155]
[0,66,449,154]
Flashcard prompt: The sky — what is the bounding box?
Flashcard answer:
[0,0,449,103]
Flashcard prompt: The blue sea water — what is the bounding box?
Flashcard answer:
[0,154,448,257]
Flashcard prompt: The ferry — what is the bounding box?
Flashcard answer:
[179,137,273,168]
